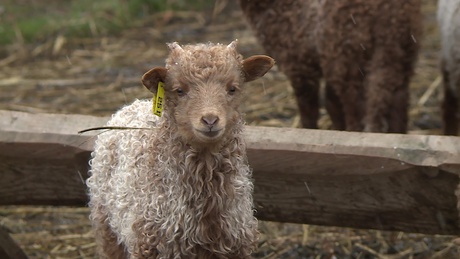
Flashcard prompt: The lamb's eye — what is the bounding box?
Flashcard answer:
[177,88,185,96]
[228,85,237,95]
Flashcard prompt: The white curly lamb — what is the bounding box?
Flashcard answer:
[86,41,274,258]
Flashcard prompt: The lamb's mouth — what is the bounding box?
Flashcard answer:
[195,128,222,139]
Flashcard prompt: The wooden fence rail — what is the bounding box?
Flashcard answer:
[0,109,459,236]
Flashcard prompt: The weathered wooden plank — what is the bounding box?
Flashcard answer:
[252,166,458,234]
[245,126,460,176]
[0,226,29,259]
[243,127,460,235]
[0,109,459,235]
[0,110,102,206]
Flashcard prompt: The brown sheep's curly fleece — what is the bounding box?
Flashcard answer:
[239,0,421,133]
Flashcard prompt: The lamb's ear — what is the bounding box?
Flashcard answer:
[142,67,167,94]
[242,55,275,82]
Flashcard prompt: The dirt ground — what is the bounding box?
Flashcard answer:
[1,0,459,258]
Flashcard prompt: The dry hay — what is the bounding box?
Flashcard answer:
[0,0,459,258]
[1,206,459,258]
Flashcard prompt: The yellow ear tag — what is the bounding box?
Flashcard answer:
[152,81,165,117]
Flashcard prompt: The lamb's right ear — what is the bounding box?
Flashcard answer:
[242,55,275,82]
[142,67,167,93]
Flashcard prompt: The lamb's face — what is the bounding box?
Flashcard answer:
[142,41,275,146]
[166,43,244,144]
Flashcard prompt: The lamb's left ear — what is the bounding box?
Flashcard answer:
[142,67,167,94]
[242,55,275,82]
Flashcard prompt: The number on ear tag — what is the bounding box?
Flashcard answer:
[153,82,165,117]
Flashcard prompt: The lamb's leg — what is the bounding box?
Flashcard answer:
[91,205,128,259]
[442,60,459,135]
[131,218,159,258]
[194,247,254,259]
[289,73,321,129]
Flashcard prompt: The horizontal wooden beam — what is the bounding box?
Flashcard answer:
[1,109,459,235]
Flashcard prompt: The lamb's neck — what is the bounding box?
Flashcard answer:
[178,134,246,176]
[154,115,247,177]
[157,131,244,180]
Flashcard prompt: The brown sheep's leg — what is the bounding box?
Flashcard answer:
[364,68,408,133]
[387,48,419,133]
[364,48,411,133]
[91,205,128,259]
[321,51,365,131]
[325,82,346,130]
[325,65,365,131]
[289,74,321,129]
[442,61,459,135]
[340,81,365,132]
[388,87,409,133]
[385,71,410,134]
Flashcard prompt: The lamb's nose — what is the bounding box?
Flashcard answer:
[202,114,219,127]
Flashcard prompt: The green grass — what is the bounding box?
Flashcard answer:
[0,0,212,45]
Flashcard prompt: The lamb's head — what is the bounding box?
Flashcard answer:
[142,41,274,146]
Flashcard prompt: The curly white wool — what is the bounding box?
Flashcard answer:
[88,100,157,246]
[87,99,257,258]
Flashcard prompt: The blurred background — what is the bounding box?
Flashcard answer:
[0,0,458,258]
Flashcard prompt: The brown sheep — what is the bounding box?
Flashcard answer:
[86,41,274,258]
[239,0,421,132]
